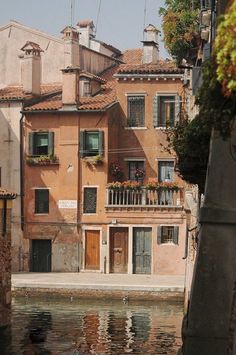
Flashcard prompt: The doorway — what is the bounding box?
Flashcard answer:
[31,239,52,272]
[110,227,128,273]
[85,230,100,270]
[133,227,152,274]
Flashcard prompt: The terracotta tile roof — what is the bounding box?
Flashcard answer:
[80,71,106,84]
[0,84,61,101]
[0,188,16,199]
[121,49,143,64]
[117,60,184,75]
[21,41,43,52]
[119,49,183,75]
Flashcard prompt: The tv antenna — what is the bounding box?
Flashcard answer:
[95,0,102,36]
[70,0,75,27]
[143,0,147,39]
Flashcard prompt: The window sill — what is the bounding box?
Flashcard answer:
[34,213,49,216]
[159,242,178,246]
[83,213,97,216]
[124,127,147,130]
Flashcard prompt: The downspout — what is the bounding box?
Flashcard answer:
[20,112,25,231]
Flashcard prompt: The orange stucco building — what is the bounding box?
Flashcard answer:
[21,25,190,275]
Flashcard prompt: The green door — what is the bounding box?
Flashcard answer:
[133,227,152,274]
[31,239,52,272]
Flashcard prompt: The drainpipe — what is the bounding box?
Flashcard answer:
[20,113,25,231]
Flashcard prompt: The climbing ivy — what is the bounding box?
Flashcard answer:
[215,0,236,96]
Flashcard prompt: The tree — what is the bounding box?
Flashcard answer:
[159,0,200,65]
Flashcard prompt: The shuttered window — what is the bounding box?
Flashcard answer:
[127,96,145,127]
[153,95,181,127]
[29,132,54,156]
[157,226,179,245]
[80,131,104,157]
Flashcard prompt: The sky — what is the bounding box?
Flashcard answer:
[0,0,169,57]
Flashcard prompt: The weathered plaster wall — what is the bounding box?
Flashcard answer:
[0,102,28,271]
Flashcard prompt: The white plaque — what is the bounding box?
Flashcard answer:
[58,200,77,209]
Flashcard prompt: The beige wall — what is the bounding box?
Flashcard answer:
[0,102,28,271]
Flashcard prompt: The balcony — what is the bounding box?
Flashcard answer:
[106,187,184,211]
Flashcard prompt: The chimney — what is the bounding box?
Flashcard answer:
[61,67,80,107]
[21,41,43,95]
[61,26,80,68]
[76,20,95,48]
[142,24,160,64]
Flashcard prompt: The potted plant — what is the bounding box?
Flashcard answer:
[109,162,123,181]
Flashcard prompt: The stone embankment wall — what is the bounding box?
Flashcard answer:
[0,202,12,328]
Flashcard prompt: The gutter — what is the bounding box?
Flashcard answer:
[20,112,25,231]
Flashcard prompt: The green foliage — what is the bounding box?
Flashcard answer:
[159,0,200,64]
[172,60,236,191]
[215,0,236,96]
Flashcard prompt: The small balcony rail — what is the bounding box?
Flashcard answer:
[106,187,183,208]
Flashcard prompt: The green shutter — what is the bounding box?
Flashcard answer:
[79,131,85,157]
[28,132,34,156]
[174,95,181,124]
[98,131,104,156]
[157,226,162,244]
[48,132,54,156]
[153,95,158,127]
[173,226,179,245]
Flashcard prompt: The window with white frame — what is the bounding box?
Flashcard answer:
[158,160,174,182]
[153,94,181,128]
[127,96,145,127]
[157,226,179,244]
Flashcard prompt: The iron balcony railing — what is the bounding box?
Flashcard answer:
[106,187,183,207]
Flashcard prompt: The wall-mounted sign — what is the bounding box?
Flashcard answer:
[58,200,77,209]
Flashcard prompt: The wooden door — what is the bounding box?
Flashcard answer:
[133,228,152,274]
[110,227,128,273]
[31,239,51,272]
[85,230,100,270]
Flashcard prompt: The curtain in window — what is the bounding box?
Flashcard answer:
[158,161,174,182]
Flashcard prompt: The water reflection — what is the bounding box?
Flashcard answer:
[6,297,183,354]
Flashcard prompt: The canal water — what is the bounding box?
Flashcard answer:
[1,297,183,354]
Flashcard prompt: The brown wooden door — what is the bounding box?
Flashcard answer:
[110,227,128,273]
[85,230,100,270]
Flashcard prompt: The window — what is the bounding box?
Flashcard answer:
[29,132,54,156]
[127,96,145,127]
[35,189,49,214]
[128,161,145,182]
[153,95,181,128]
[157,226,179,244]
[80,79,91,97]
[83,187,97,214]
[80,131,104,157]
[158,161,174,182]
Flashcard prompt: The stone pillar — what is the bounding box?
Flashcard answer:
[182,125,236,354]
